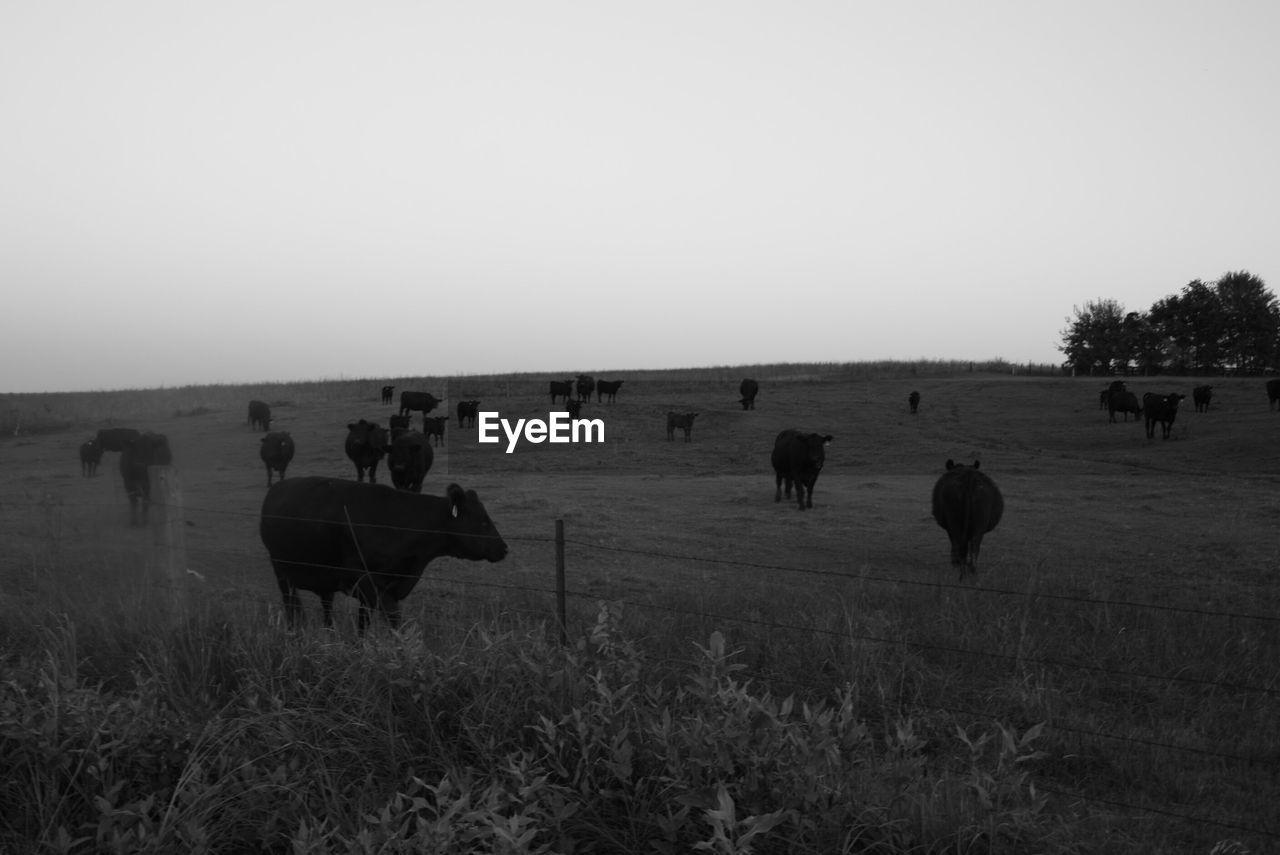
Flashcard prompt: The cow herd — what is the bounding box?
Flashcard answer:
[70,375,1280,632]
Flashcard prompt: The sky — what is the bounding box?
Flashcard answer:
[2,2,1278,393]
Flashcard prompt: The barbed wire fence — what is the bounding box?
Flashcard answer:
[3,472,1278,846]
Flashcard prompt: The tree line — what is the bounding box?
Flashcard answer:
[1059,270,1280,376]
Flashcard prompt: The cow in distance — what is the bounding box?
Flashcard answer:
[1142,392,1185,440]
[908,391,920,414]
[550,380,574,404]
[771,429,832,510]
[259,478,508,633]
[381,385,395,405]
[79,438,103,477]
[119,432,173,525]
[388,414,411,436]
[1192,385,1212,413]
[1108,390,1142,423]
[666,412,697,442]
[739,379,759,410]
[345,419,392,483]
[596,380,623,403]
[931,459,1003,578]
[399,391,440,419]
[457,400,480,428]
[422,416,448,446]
[576,375,595,402]
[259,431,295,487]
[248,400,272,432]
[388,430,433,493]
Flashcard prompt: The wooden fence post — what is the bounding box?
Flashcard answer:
[555,519,567,646]
[148,465,188,624]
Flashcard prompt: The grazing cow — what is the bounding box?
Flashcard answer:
[345,419,392,483]
[422,416,448,446]
[248,400,272,432]
[388,414,411,436]
[96,427,141,453]
[259,431,296,487]
[596,380,623,403]
[119,432,173,525]
[739,379,759,410]
[381,385,395,405]
[399,391,441,418]
[388,430,434,493]
[1108,390,1142,423]
[260,478,508,633]
[1268,379,1280,411]
[1142,392,1186,440]
[931,459,1003,578]
[1193,385,1213,413]
[576,375,596,402]
[666,412,697,442]
[549,380,574,404]
[457,400,480,428]
[908,391,920,414]
[771,429,832,510]
[79,438,102,477]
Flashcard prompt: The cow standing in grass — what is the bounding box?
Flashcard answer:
[596,381,623,403]
[931,459,1003,578]
[120,432,173,525]
[771,429,832,510]
[1193,385,1213,413]
[1108,390,1142,423]
[576,375,595,402]
[908,391,920,414]
[345,420,391,483]
[381,385,395,404]
[79,438,102,477]
[423,416,448,446]
[550,380,574,404]
[457,400,480,428]
[739,379,759,410]
[667,412,697,442]
[388,430,433,493]
[248,400,272,432]
[259,431,295,487]
[399,391,441,419]
[1142,392,1186,440]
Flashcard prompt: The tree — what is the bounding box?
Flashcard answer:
[1147,280,1224,373]
[1059,299,1128,375]
[1214,270,1279,373]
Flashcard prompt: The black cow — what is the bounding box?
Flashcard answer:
[248,400,272,432]
[422,416,448,446]
[381,385,395,405]
[576,375,595,402]
[96,427,141,452]
[388,414,411,436]
[1268,379,1280,411]
[666,412,697,442]
[260,478,508,633]
[739,379,759,410]
[120,432,173,525]
[1193,385,1213,413]
[771,429,832,511]
[549,380,574,404]
[79,438,102,477]
[1108,390,1142,423]
[1142,392,1185,440]
[457,400,480,428]
[345,419,392,483]
[563,399,585,420]
[908,390,920,414]
[1099,388,1110,410]
[259,431,295,487]
[388,430,434,493]
[399,391,441,418]
[931,459,1003,578]
[596,380,623,403]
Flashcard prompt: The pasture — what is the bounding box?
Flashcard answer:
[1,364,1277,853]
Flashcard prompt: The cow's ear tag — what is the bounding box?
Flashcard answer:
[451,503,459,519]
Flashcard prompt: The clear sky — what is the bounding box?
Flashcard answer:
[2,2,1277,393]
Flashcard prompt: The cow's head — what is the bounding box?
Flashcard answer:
[445,483,509,562]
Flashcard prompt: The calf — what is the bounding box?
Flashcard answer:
[381,385,395,405]
[423,416,448,446]
[1193,385,1212,413]
[1142,392,1186,440]
[248,400,272,432]
[771,429,832,510]
[388,430,434,493]
[259,431,296,487]
[345,419,392,483]
[79,438,103,477]
[931,459,1003,578]
[666,412,698,442]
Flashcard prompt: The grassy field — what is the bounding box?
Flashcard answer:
[1,361,1277,853]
